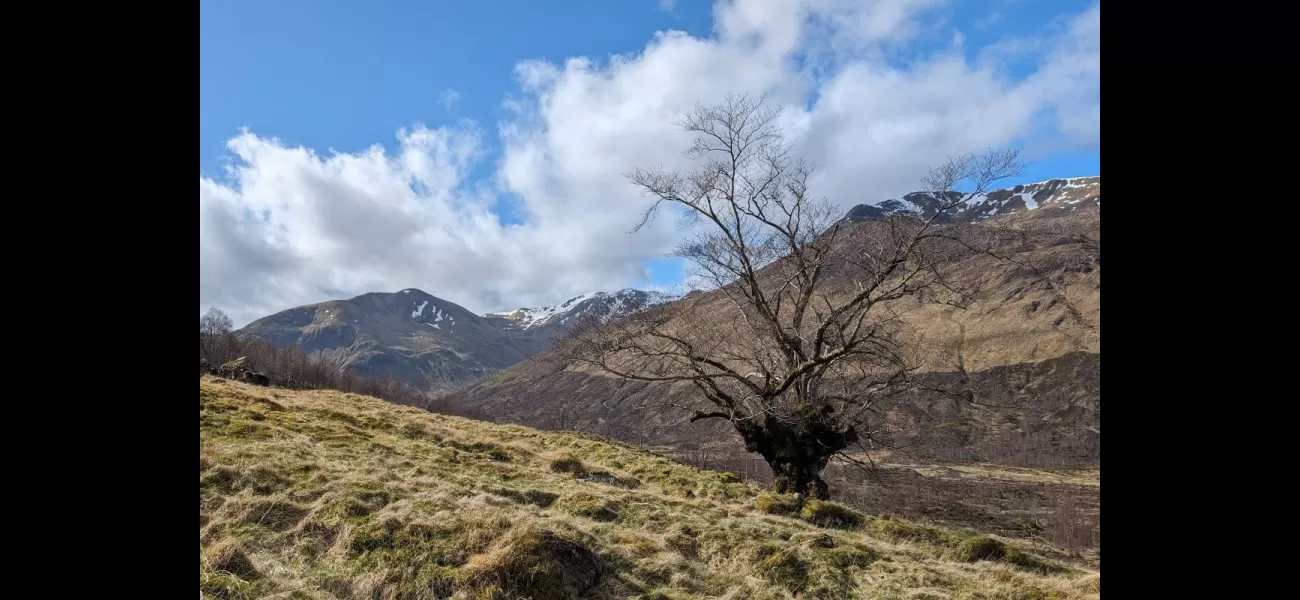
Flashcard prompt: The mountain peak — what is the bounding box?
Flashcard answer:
[486,288,679,330]
[842,176,1100,224]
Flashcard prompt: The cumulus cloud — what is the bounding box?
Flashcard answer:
[200,0,1101,326]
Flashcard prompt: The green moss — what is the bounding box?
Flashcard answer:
[754,493,798,515]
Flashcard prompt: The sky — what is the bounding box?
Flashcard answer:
[200,0,1100,327]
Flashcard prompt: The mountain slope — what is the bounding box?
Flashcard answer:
[237,288,674,389]
[455,177,1100,465]
[237,289,547,388]
[200,377,1099,599]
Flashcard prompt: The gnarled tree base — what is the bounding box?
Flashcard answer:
[732,409,857,500]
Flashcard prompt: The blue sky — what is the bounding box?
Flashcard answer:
[201,0,1100,324]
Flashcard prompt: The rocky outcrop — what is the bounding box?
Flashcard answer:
[200,356,273,387]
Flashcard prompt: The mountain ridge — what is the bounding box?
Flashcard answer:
[236,287,678,388]
[236,176,1098,392]
[488,289,681,330]
[841,176,1099,224]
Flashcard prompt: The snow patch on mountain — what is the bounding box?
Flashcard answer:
[487,289,680,330]
[841,176,1100,224]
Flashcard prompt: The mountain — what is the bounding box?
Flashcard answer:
[454,177,1101,465]
[841,176,1099,224]
[200,376,1099,599]
[487,289,679,332]
[237,288,677,389]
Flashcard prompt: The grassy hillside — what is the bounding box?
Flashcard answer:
[200,377,1099,599]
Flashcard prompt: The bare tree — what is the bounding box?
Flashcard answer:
[565,93,1024,499]
[200,307,234,336]
[200,307,237,362]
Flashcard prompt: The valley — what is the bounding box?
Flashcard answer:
[200,3,1103,596]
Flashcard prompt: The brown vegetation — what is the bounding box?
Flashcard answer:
[200,326,483,418]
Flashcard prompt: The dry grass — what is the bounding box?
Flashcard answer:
[897,462,1101,487]
[200,376,1099,599]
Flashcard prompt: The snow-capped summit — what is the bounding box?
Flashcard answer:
[487,289,680,330]
[842,176,1100,224]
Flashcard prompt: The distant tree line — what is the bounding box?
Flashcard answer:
[199,307,483,418]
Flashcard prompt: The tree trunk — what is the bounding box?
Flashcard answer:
[733,411,858,500]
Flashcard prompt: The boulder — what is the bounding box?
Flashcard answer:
[240,371,271,386]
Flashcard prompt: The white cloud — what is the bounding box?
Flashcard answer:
[200,0,1101,326]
